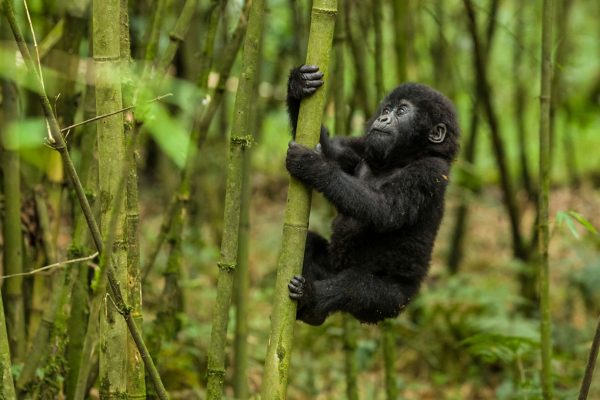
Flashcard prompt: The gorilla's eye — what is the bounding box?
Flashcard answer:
[382,107,392,115]
[398,105,409,114]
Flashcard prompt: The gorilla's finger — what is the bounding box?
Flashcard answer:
[304,79,324,88]
[302,87,317,96]
[301,72,324,81]
[300,64,320,73]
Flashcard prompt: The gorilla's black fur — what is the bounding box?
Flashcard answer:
[285,65,460,325]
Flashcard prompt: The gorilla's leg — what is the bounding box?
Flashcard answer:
[291,267,416,325]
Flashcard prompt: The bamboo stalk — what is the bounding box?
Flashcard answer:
[463,0,526,260]
[578,314,600,400]
[334,14,359,399]
[120,0,146,396]
[206,1,264,398]
[93,0,129,396]
[343,316,359,400]
[232,8,263,396]
[0,76,25,364]
[155,0,198,82]
[0,77,18,400]
[0,294,15,398]
[391,0,408,83]
[372,0,384,99]
[261,1,337,398]
[233,150,251,400]
[343,0,371,116]
[382,320,398,400]
[538,0,555,397]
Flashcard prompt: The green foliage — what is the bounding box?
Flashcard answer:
[462,333,538,367]
[556,211,600,239]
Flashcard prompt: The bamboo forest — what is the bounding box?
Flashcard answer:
[1,0,600,399]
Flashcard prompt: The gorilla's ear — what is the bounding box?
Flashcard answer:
[429,123,446,144]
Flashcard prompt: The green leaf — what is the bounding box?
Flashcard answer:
[556,210,599,239]
[567,211,599,236]
[141,102,189,169]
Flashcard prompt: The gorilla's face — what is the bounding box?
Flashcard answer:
[365,83,460,167]
[367,99,417,154]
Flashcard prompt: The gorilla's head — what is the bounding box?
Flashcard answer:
[365,83,460,167]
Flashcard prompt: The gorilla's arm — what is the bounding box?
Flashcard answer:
[287,146,449,230]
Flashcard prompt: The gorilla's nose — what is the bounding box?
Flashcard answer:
[377,115,391,124]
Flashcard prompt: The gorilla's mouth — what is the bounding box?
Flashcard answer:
[369,128,392,136]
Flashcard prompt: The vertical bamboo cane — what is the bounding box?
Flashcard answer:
[93,0,129,396]
[261,2,337,399]
[232,5,264,393]
[0,79,25,363]
[538,0,554,398]
[0,77,18,400]
[0,294,15,398]
[205,0,264,398]
[120,0,146,396]
[578,313,600,400]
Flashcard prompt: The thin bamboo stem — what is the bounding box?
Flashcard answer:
[206,0,264,397]
[578,314,600,400]
[382,320,398,399]
[538,0,555,397]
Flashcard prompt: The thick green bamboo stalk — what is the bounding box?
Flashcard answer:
[538,0,554,398]
[93,0,129,396]
[261,2,337,398]
[206,1,263,398]
[1,2,168,397]
[0,77,17,399]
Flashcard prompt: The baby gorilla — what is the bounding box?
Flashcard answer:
[286,65,460,326]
